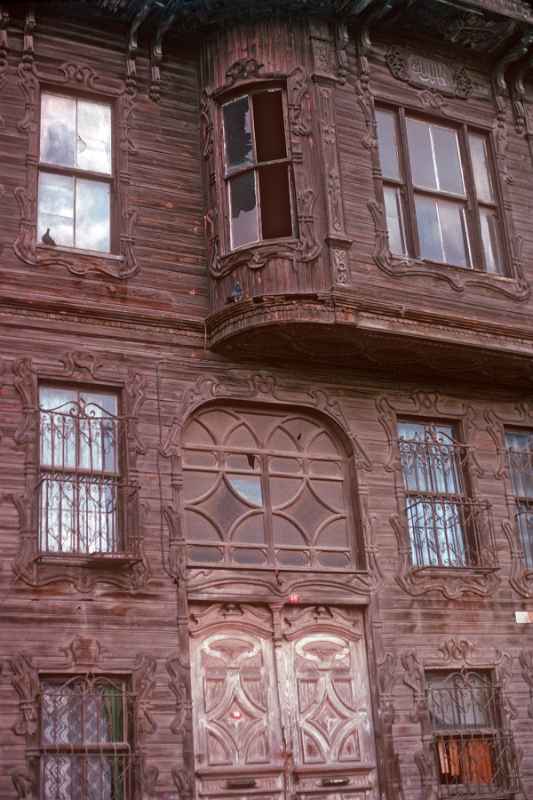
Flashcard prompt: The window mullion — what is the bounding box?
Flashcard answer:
[397,109,420,258]
[459,124,484,272]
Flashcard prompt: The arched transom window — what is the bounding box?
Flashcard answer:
[182,406,357,570]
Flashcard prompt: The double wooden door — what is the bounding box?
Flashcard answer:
[190,604,377,800]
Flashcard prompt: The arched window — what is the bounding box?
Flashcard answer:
[182,405,360,570]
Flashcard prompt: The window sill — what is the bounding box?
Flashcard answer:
[37,552,140,569]
[225,236,299,257]
[37,244,123,261]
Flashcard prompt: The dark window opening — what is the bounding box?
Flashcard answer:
[222,88,294,250]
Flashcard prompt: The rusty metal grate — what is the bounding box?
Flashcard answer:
[427,671,519,798]
[38,388,124,555]
[398,421,494,569]
[40,676,131,800]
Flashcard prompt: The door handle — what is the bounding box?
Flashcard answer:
[321,777,350,787]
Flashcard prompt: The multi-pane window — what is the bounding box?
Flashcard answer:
[40,676,131,800]
[505,429,533,568]
[427,671,517,796]
[376,109,504,274]
[398,421,473,568]
[222,88,295,249]
[38,93,113,253]
[182,406,358,570]
[39,386,121,555]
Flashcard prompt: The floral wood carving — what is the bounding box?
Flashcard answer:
[10,769,37,800]
[14,56,139,280]
[9,655,39,737]
[172,767,194,800]
[10,357,150,592]
[225,57,264,85]
[132,655,157,739]
[385,47,473,99]
[167,656,189,735]
[368,200,529,300]
[62,636,103,668]
[135,752,159,799]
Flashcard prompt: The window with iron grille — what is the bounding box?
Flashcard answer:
[38,386,122,555]
[426,670,518,797]
[40,676,131,800]
[375,108,506,275]
[222,87,296,250]
[397,421,489,569]
[505,429,533,569]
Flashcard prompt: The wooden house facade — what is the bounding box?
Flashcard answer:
[3,1,533,798]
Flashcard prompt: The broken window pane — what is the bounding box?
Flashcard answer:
[40,94,76,167]
[229,171,259,248]
[223,96,254,169]
[253,90,286,162]
[259,163,292,239]
[77,100,112,174]
[75,178,111,252]
[38,172,75,247]
[376,109,401,181]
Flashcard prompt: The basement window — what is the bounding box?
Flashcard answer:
[222,88,295,250]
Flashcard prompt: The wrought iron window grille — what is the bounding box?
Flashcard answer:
[398,422,496,570]
[38,389,132,557]
[426,670,519,798]
[505,431,533,570]
[39,675,132,800]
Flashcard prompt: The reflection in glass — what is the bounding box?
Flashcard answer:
[228,476,263,506]
[40,94,76,167]
[407,119,436,189]
[77,100,112,174]
[76,179,111,252]
[469,134,494,203]
[229,171,259,248]
[384,186,407,255]
[431,125,464,195]
[38,172,75,247]
[376,109,401,181]
[415,196,470,267]
[479,208,503,275]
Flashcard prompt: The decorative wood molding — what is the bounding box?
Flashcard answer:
[485,403,533,598]
[13,54,139,280]
[225,57,264,85]
[9,356,150,592]
[368,200,530,300]
[376,392,499,599]
[61,636,103,668]
[519,650,533,718]
[385,47,474,99]
[9,655,39,737]
[132,655,157,740]
[10,768,37,800]
[167,656,188,736]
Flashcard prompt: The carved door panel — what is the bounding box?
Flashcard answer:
[190,604,377,800]
[190,604,285,800]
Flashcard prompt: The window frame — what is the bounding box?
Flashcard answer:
[425,669,516,796]
[38,674,132,800]
[375,103,510,276]
[505,427,533,570]
[37,88,118,256]
[37,382,126,558]
[396,418,486,569]
[219,83,298,254]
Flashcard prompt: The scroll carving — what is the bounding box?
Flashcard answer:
[13,57,139,280]
[11,769,37,800]
[519,650,533,718]
[133,655,157,739]
[368,200,529,300]
[225,57,264,85]
[167,656,189,735]
[9,655,39,737]
[378,392,499,600]
[62,636,103,668]
[10,357,150,592]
